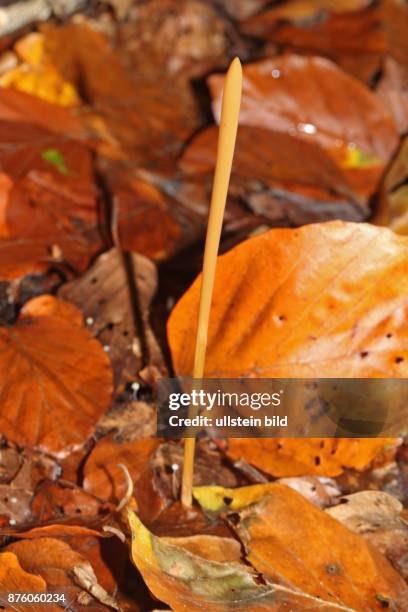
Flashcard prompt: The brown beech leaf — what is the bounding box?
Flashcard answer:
[0,452,33,525]
[193,484,408,610]
[6,538,119,610]
[376,58,408,135]
[208,55,398,195]
[181,125,367,224]
[110,177,181,260]
[225,438,399,478]
[0,551,58,612]
[0,121,103,279]
[31,481,108,523]
[0,523,107,540]
[168,221,408,378]
[59,248,165,393]
[168,222,407,476]
[242,1,385,83]
[84,435,160,504]
[129,482,408,611]
[378,135,408,234]
[327,491,408,581]
[41,21,202,165]
[275,475,340,508]
[0,87,85,138]
[0,295,113,455]
[128,510,350,611]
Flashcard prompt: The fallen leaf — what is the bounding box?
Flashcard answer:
[168,221,408,378]
[0,120,103,279]
[129,480,408,611]
[376,58,408,135]
[168,222,407,476]
[0,452,33,525]
[225,438,399,478]
[242,1,385,83]
[31,480,108,522]
[0,295,113,454]
[6,537,119,610]
[193,483,408,609]
[327,491,408,580]
[378,135,408,234]
[0,523,107,540]
[128,509,350,611]
[276,475,341,508]
[0,32,80,106]
[110,178,181,260]
[181,125,367,223]
[83,435,160,504]
[41,21,202,164]
[59,248,165,394]
[119,0,235,79]
[0,551,57,612]
[208,55,398,195]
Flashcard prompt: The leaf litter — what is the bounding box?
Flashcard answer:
[0,1,407,611]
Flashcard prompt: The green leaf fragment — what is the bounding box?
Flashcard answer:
[41,148,69,175]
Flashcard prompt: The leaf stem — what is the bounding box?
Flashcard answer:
[181,57,242,508]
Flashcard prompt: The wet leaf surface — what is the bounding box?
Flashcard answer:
[209,55,398,197]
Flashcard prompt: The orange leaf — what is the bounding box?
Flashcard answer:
[181,125,367,224]
[0,295,112,455]
[0,33,80,107]
[84,435,160,503]
[0,121,103,279]
[168,221,408,475]
[168,221,408,378]
[6,538,119,609]
[226,438,398,478]
[194,484,408,610]
[0,551,57,612]
[208,55,398,196]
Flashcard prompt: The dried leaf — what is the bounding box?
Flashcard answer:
[128,509,354,611]
[84,435,160,504]
[209,55,398,195]
[110,178,181,260]
[0,32,80,106]
[0,551,58,612]
[275,475,340,508]
[120,0,234,79]
[242,1,385,83]
[168,222,407,475]
[42,21,202,164]
[376,58,408,135]
[193,483,408,610]
[379,135,408,234]
[6,538,118,609]
[31,480,108,522]
[0,454,33,525]
[59,248,165,393]
[327,491,408,580]
[0,295,113,454]
[129,481,408,610]
[181,125,367,223]
[0,121,103,279]
[0,88,85,138]
[168,221,408,378]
